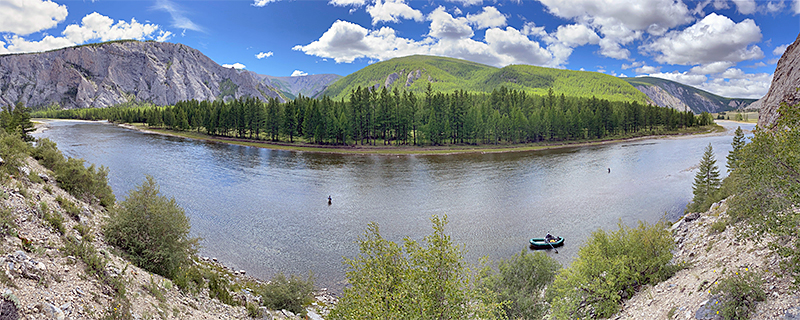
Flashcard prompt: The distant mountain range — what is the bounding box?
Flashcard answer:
[0,40,756,114]
[623,77,756,114]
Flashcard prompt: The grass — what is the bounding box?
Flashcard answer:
[125,122,721,156]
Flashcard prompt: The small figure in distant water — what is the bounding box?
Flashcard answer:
[545,233,555,242]
[608,168,611,174]
[328,195,332,205]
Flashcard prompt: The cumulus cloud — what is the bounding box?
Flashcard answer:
[253,0,280,6]
[222,63,246,69]
[152,0,203,32]
[291,70,308,76]
[689,61,735,74]
[0,0,68,35]
[428,6,473,40]
[734,0,757,14]
[366,0,423,25]
[0,12,170,55]
[794,0,800,14]
[555,24,600,47]
[774,44,790,56]
[466,7,506,29]
[445,0,483,6]
[642,13,763,65]
[329,0,367,5]
[634,65,660,74]
[621,61,644,69]
[293,17,565,67]
[647,71,707,87]
[256,51,274,59]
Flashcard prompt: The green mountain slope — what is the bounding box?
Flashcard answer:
[319,55,650,103]
[623,76,756,113]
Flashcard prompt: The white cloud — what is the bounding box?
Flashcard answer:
[253,0,280,6]
[0,12,168,54]
[485,27,553,66]
[766,1,785,13]
[719,67,747,79]
[466,7,507,29]
[794,0,800,14]
[366,0,423,25]
[256,51,274,59]
[634,65,660,74]
[689,61,735,74]
[648,71,707,87]
[734,0,757,14]
[0,0,68,35]
[428,6,473,40]
[599,38,630,59]
[774,44,790,56]
[291,70,309,76]
[329,0,367,6]
[648,69,772,98]
[152,0,203,32]
[713,0,729,9]
[642,13,763,65]
[222,63,246,69]
[554,24,600,47]
[444,0,483,6]
[294,18,565,67]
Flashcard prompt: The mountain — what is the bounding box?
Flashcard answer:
[249,72,342,100]
[623,76,756,114]
[755,33,800,129]
[319,55,651,103]
[0,40,284,109]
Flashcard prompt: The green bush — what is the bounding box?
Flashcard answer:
[0,207,17,238]
[56,196,81,220]
[480,250,561,319]
[261,272,315,316]
[207,272,234,305]
[32,138,65,170]
[39,202,65,235]
[55,157,115,207]
[0,130,31,177]
[710,270,765,320]
[103,175,198,280]
[547,220,678,319]
[173,265,204,292]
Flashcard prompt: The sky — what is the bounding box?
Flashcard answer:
[1,0,799,99]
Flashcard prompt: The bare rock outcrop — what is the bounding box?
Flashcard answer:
[384,72,400,88]
[0,41,283,109]
[757,32,800,128]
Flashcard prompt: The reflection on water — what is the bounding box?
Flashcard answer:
[35,120,754,292]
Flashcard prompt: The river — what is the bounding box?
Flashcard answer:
[33,120,754,292]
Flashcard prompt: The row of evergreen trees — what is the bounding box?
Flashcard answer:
[34,86,713,146]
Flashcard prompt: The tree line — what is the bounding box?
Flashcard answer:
[34,85,714,146]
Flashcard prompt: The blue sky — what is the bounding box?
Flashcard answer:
[1,0,799,99]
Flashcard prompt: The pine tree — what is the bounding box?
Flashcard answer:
[691,143,721,211]
[726,126,746,172]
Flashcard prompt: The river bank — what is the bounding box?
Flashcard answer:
[613,198,800,320]
[1,156,335,320]
[32,119,724,156]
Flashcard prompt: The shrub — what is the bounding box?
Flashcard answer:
[173,265,204,292]
[547,220,678,319]
[207,273,234,305]
[104,175,198,280]
[54,158,115,207]
[480,250,561,319]
[32,138,64,170]
[0,207,17,238]
[39,202,65,235]
[710,270,765,320]
[56,196,81,221]
[0,130,31,177]
[261,272,315,316]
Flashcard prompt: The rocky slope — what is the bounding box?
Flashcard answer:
[756,33,800,129]
[0,41,284,110]
[0,156,333,320]
[613,199,800,320]
[250,73,342,100]
[624,77,756,114]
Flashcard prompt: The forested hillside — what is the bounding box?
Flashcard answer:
[35,86,713,147]
[320,55,651,104]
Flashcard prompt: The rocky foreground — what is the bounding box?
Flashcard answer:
[613,199,800,320]
[1,157,334,320]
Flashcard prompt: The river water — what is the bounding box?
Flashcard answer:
[33,120,753,291]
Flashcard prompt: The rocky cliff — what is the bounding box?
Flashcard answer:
[624,77,756,114]
[0,40,284,109]
[251,73,342,100]
[757,33,800,128]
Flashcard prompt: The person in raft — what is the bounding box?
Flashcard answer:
[545,233,556,242]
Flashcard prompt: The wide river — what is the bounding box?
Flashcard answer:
[34,120,753,292]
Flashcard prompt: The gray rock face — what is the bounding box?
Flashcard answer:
[758,32,800,129]
[384,72,400,88]
[0,41,283,109]
[252,73,341,99]
[633,84,691,112]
